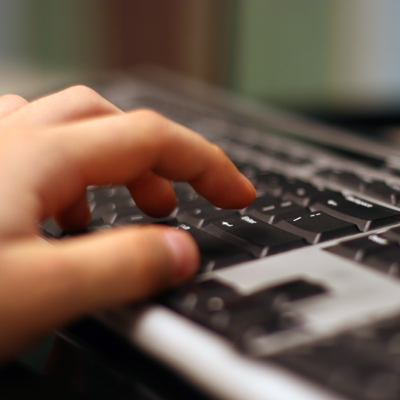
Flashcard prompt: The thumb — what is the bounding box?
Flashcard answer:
[0,226,198,360]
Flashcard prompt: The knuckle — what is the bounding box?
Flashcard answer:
[131,108,169,133]
[65,84,100,99]
[0,94,28,107]
[63,85,106,109]
[211,143,227,158]
[133,108,162,119]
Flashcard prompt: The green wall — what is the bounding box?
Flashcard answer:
[229,0,328,111]
[31,0,108,69]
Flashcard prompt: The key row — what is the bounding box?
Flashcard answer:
[77,182,400,287]
[104,188,399,268]
[42,182,400,273]
[238,161,400,212]
[318,169,400,207]
[84,175,400,233]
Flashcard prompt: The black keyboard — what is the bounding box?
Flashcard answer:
[42,86,400,400]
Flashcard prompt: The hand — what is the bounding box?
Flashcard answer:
[0,86,256,361]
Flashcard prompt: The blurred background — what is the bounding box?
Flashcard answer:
[2,0,400,137]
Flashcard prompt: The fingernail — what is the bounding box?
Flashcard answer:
[163,229,199,281]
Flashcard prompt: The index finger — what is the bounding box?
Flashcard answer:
[33,109,256,219]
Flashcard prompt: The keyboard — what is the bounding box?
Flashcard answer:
[43,73,400,400]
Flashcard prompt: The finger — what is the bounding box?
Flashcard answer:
[0,85,123,129]
[0,94,29,119]
[128,171,177,218]
[33,110,256,219]
[54,194,92,233]
[0,226,198,360]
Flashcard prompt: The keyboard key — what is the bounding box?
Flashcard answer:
[89,185,131,205]
[247,198,309,224]
[273,151,312,166]
[162,279,300,345]
[326,235,395,262]
[317,169,367,191]
[236,277,323,308]
[250,144,279,159]
[41,217,66,238]
[363,245,400,277]
[42,216,114,238]
[91,199,136,225]
[326,233,400,279]
[220,293,298,344]
[86,218,112,232]
[275,211,358,244]
[255,279,327,303]
[113,206,178,226]
[161,279,242,317]
[310,195,400,231]
[236,163,260,180]
[256,172,289,197]
[374,317,400,354]
[177,206,240,228]
[173,182,210,211]
[251,144,312,165]
[174,223,254,271]
[382,226,400,244]
[364,181,400,206]
[244,193,277,210]
[222,279,326,344]
[281,181,340,207]
[88,186,136,224]
[204,215,307,257]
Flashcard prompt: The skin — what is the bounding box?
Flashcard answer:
[0,86,256,361]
